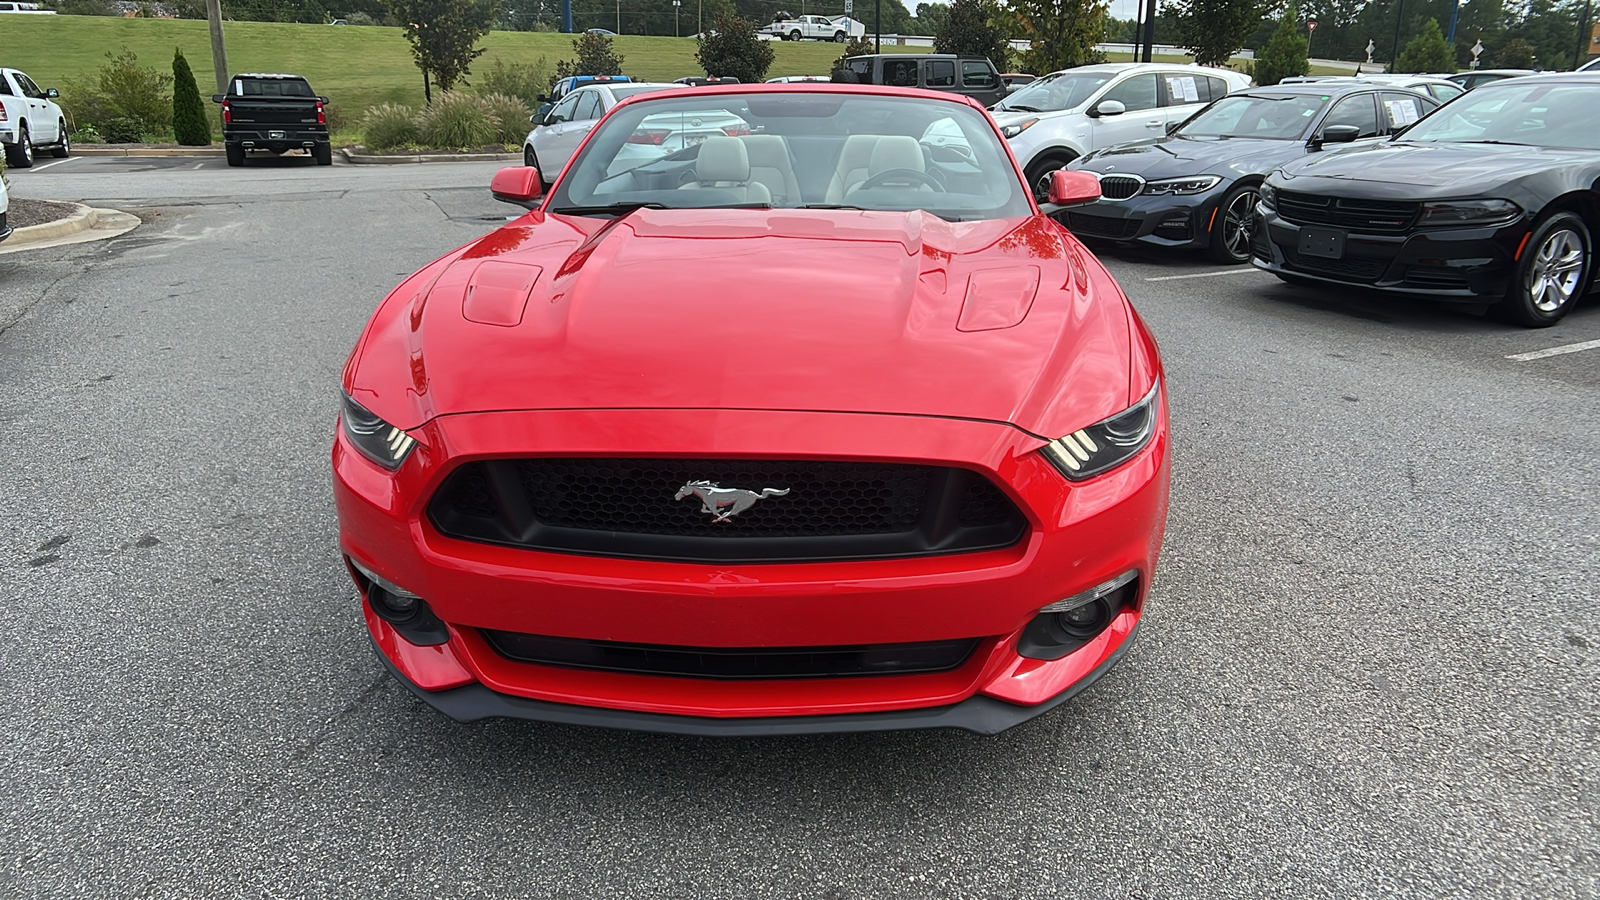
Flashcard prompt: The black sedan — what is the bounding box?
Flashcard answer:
[1254,73,1600,326]
[1065,83,1438,263]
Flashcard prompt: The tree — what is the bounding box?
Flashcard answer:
[935,0,1011,67]
[1494,36,1537,67]
[913,1,950,34]
[833,35,876,76]
[695,12,775,82]
[171,48,211,146]
[1172,0,1267,66]
[1012,0,1109,73]
[1393,17,1455,71]
[382,0,498,102]
[551,31,626,86]
[1253,1,1310,85]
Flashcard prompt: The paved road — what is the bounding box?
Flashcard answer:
[2,158,1596,899]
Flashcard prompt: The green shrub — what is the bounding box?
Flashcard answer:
[62,48,173,137]
[361,103,420,150]
[474,56,553,107]
[103,117,146,143]
[417,92,497,150]
[1252,2,1309,86]
[172,48,211,146]
[478,92,533,145]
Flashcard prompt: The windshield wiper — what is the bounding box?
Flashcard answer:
[1454,139,1530,146]
[1002,104,1043,113]
[548,201,668,216]
[796,203,866,210]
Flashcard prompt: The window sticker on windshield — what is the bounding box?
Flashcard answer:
[1384,99,1420,127]
[234,79,242,95]
[1167,76,1200,102]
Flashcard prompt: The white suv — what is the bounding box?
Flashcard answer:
[992,63,1251,199]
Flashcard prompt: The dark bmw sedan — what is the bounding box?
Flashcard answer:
[1254,73,1600,326]
[1065,83,1438,262]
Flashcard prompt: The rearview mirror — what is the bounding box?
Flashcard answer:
[491,166,544,209]
[1090,99,1126,118]
[1045,170,1101,207]
[1317,124,1361,145]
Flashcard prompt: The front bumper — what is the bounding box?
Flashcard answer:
[335,406,1170,734]
[1055,186,1228,250]
[1252,207,1527,300]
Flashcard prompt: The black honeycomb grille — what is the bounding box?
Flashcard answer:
[430,458,1027,563]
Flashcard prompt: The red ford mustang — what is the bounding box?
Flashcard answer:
[334,84,1170,735]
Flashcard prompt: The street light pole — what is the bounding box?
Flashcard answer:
[874,0,881,52]
[616,0,620,34]
[1389,0,1406,71]
[673,0,681,37]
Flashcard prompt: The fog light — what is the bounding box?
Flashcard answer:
[370,584,420,621]
[1017,570,1141,660]
[1058,600,1107,633]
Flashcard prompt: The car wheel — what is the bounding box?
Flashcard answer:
[527,148,551,190]
[6,125,34,168]
[225,143,245,167]
[1025,154,1075,204]
[50,120,70,158]
[834,31,847,42]
[1493,211,1589,327]
[314,143,333,166]
[1206,182,1259,264]
[790,30,802,40]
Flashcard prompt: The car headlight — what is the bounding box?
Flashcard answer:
[1416,199,1521,227]
[341,392,418,469]
[1000,118,1039,139]
[1143,175,1222,195]
[1258,182,1278,210]
[1040,379,1161,481]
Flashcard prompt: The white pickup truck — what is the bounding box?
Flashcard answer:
[1,67,69,168]
[758,14,865,42]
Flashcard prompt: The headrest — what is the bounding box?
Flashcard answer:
[868,135,925,175]
[740,134,788,166]
[696,137,750,184]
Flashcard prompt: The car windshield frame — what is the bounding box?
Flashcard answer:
[994,71,1117,113]
[1176,93,1329,141]
[1395,81,1600,150]
[543,89,1034,222]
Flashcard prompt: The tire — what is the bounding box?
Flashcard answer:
[6,125,34,168]
[313,143,333,166]
[225,143,245,167]
[789,30,802,41]
[1024,153,1076,204]
[1492,211,1590,327]
[834,31,847,42]
[526,147,550,190]
[1206,182,1260,264]
[50,120,70,158]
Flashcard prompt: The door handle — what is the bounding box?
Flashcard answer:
[1144,119,1162,127]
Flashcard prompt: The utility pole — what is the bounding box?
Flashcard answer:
[616,0,620,34]
[874,0,881,52]
[1140,0,1156,62]
[1389,0,1406,71]
[205,0,228,94]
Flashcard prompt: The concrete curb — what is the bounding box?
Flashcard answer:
[73,147,226,157]
[0,205,140,254]
[341,148,520,164]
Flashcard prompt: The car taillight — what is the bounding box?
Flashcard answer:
[722,124,751,136]
[221,99,232,124]
[316,100,326,125]
[627,129,670,145]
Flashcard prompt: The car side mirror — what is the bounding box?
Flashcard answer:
[1317,124,1361,146]
[536,94,549,103]
[212,93,224,103]
[1090,99,1126,118]
[46,88,59,99]
[491,166,544,209]
[318,96,330,104]
[1044,170,1101,207]
[1165,120,1181,135]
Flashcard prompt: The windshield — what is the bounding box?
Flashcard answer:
[1399,82,1600,149]
[1178,94,1327,140]
[996,72,1114,112]
[545,91,1032,221]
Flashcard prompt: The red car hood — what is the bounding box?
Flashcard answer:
[347,208,1136,440]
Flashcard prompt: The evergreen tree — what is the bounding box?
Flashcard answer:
[1172,0,1268,67]
[551,30,627,87]
[171,48,211,146]
[695,12,775,82]
[1493,36,1537,67]
[934,0,1010,67]
[1013,0,1109,73]
[383,0,498,100]
[1253,1,1310,85]
[1393,17,1455,72]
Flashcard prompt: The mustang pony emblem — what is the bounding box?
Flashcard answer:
[675,480,790,522]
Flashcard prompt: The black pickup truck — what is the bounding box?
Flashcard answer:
[212,73,332,166]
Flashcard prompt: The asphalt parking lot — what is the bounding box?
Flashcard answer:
[2,157,1596,898]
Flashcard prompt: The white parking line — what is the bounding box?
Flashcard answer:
[1506,339,1600,362]
[28,157,79,172]
[1144,268,1267,282]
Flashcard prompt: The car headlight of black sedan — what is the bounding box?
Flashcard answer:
[1258,182,1278,210]
[1416,199,1522,227]
[1142,175,1222,196]
[1041,380,1161,480]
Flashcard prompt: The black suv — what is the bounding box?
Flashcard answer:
[834,55,1005,108]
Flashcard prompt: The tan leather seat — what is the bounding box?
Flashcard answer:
[679,137,773,204]
[823,134,881,204]
[739,135,801,207]
[842,135,933,200]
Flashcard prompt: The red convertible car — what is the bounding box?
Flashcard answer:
[334,84,1170,735]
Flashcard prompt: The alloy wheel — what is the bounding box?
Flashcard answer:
[1526,228,1585,313]
[1222,189,1259,260]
